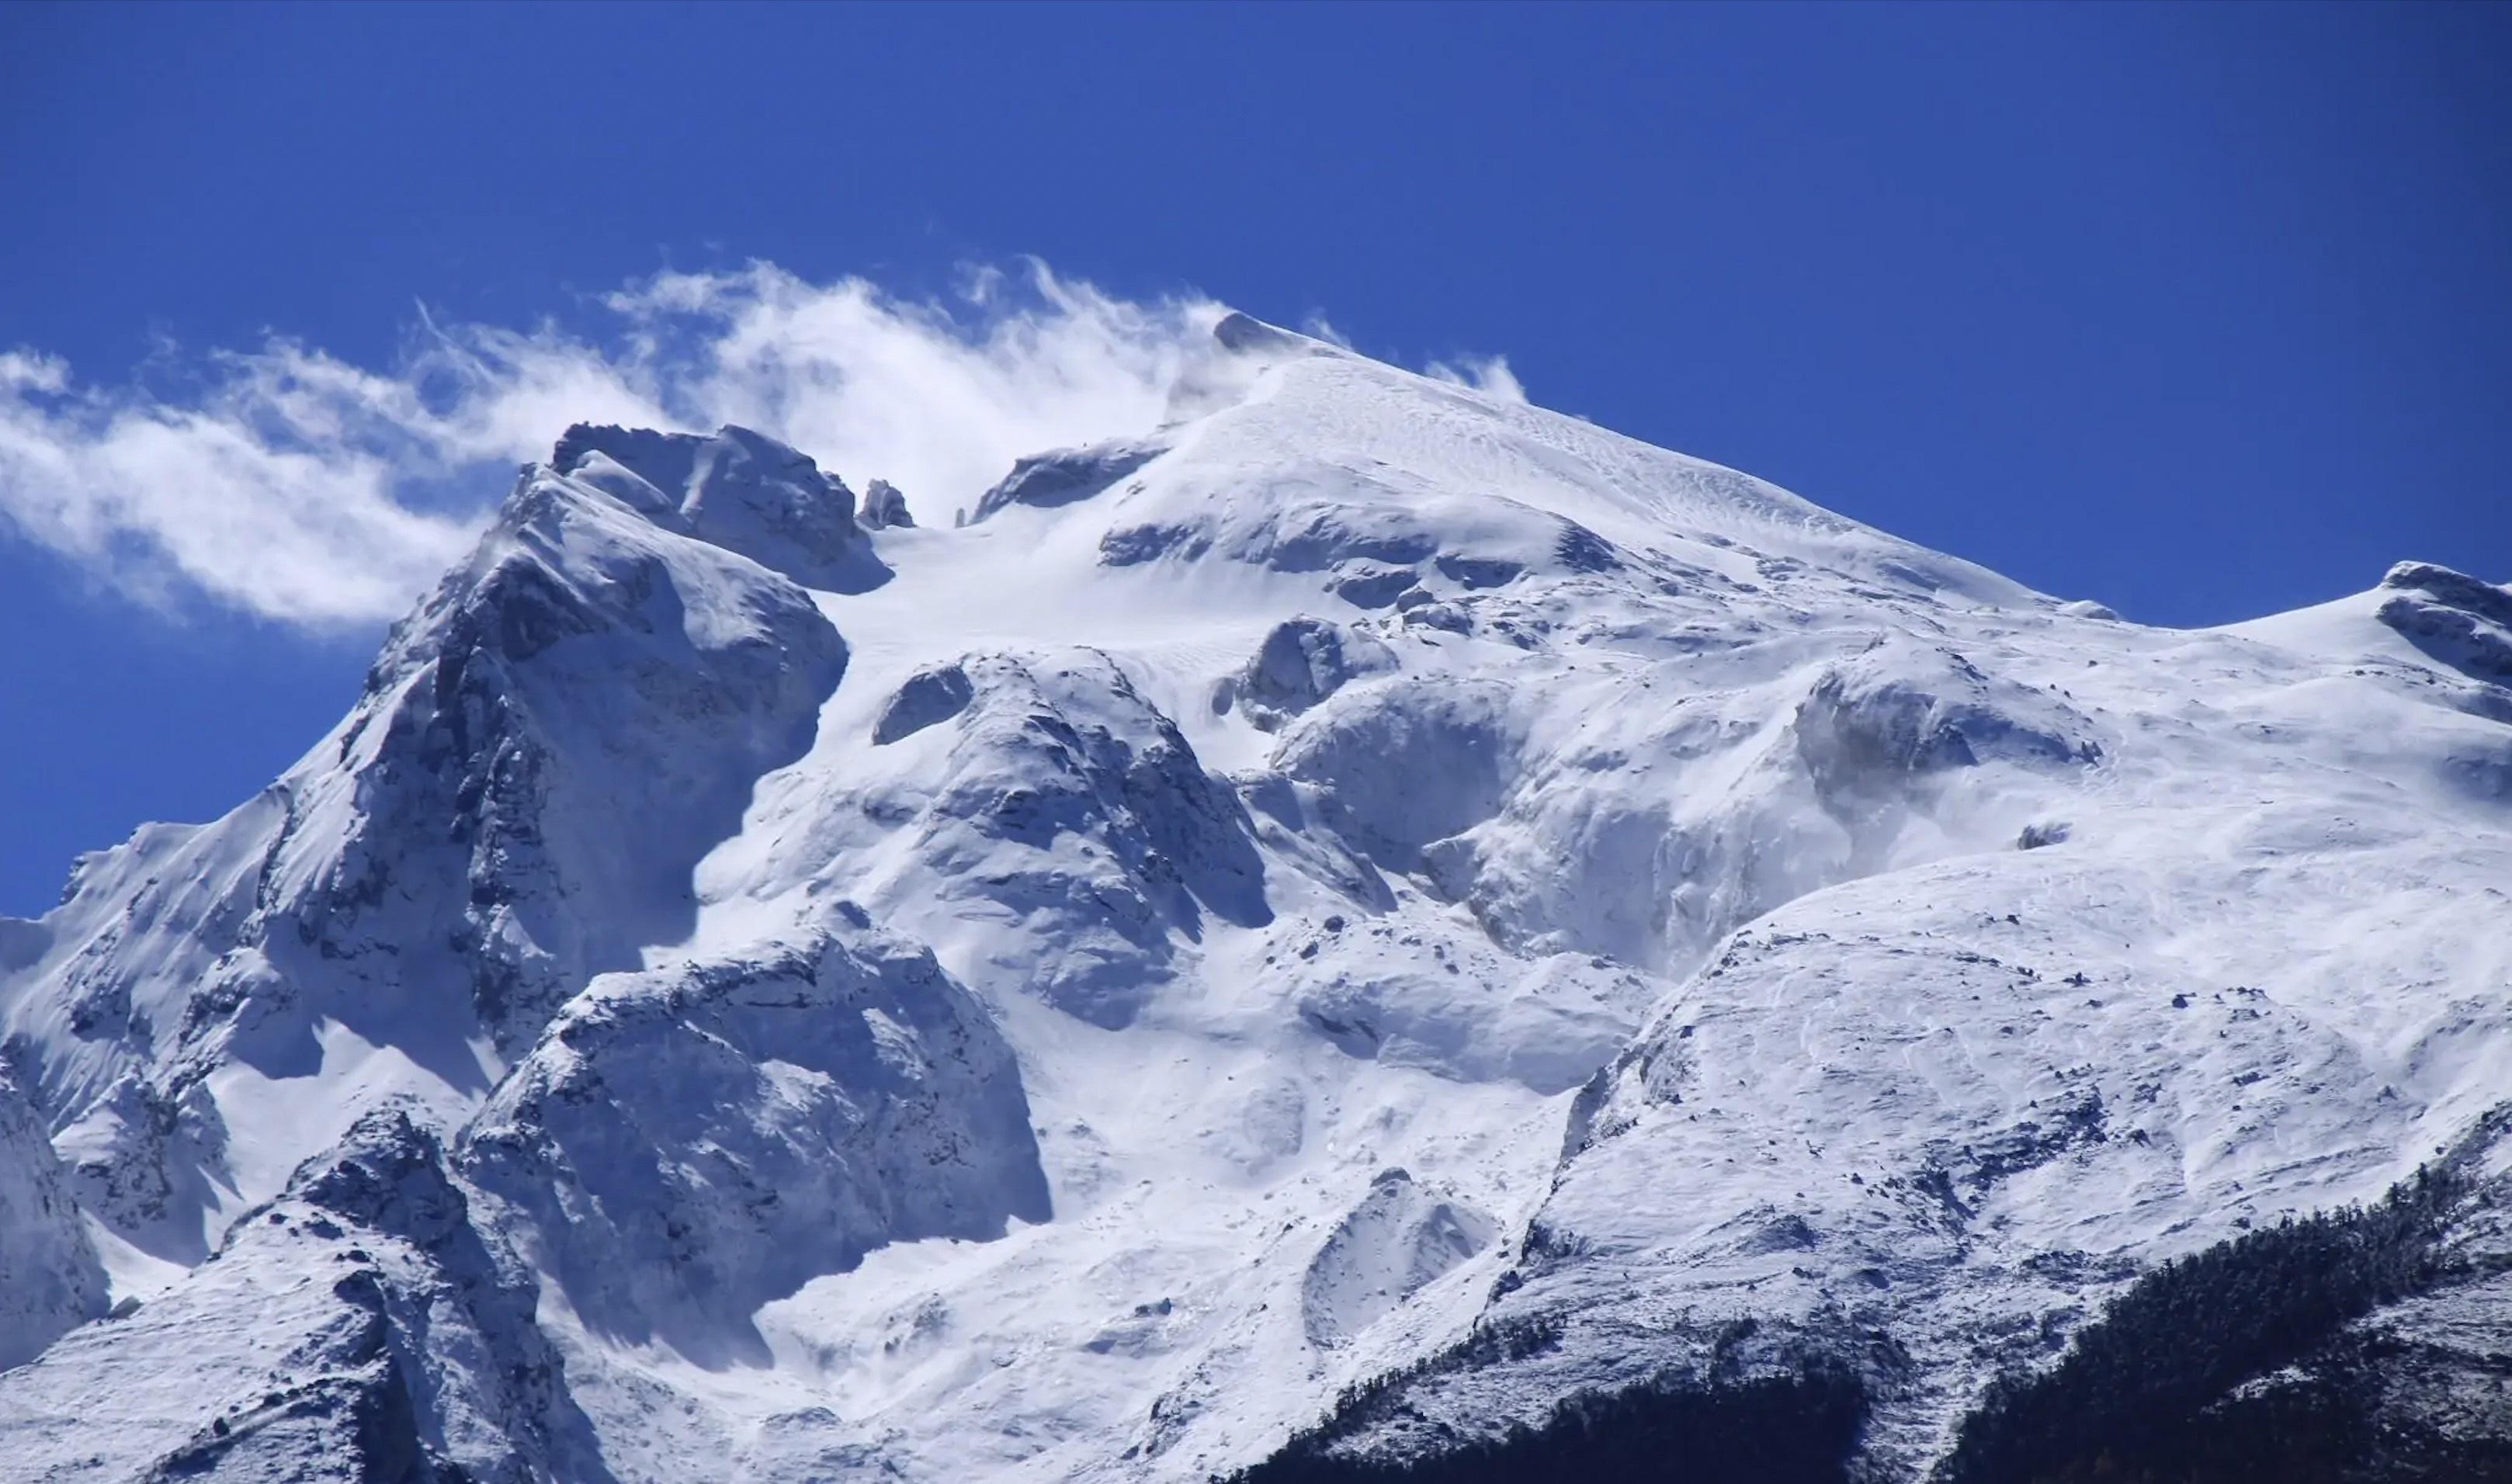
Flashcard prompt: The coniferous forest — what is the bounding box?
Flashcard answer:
[1228,1115,2512,1484]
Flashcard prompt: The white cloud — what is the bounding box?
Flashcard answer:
[0,262,1221,629]
[0,262,1525,630]
[602,264,1214,523]
[0,345,489,625]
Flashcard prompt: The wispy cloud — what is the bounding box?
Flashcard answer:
[0,263,1533,630]
[0,263,1219,628]
[0,345,491,625]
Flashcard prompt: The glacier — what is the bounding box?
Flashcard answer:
[0,312,2506,1482]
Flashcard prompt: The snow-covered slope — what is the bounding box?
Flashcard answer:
[2,314,2506,1482]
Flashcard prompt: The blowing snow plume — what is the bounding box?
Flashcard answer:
[0,264,1220,627]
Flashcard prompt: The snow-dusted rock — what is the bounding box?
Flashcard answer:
[460,926,1049,1368]
[871,661,975,745]
[0,426,849,1266]
[1218,618,1395,732]
[971,437,1168,523]
[0,1107,612,1482]
[1274,677,1521,877]
[2378,558,2512,686]
[0,1066,105,1371]
[1302,1168,1497,1349]
[858,477,915,531]
[553,422,886,592]
[329,441,850,1054]
[767,647,1272,1030]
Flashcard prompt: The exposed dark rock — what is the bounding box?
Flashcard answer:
[1227,619,1394,731]
[1330,565,1420,609]
[857,477,914,530]
[972,440,1164,522]
[2017,821,2072,850]
[873,664,977,744]
[553,422,887,592]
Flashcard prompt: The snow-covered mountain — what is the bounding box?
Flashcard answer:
[2,313,2507,1482]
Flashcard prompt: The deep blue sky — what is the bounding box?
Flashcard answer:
[2,2,2506,916]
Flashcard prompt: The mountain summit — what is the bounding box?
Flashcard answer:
[2,318,2507,1482]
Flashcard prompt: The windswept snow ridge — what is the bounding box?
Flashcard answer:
[1,314,2506,1483]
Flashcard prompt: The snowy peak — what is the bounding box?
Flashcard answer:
[0,422,854,1291]
[305,425,855,1055]
[1,321,2508,1483]
[2377,558,2512,686]
[1210,310,1322,359]
[977,312,2045,629]
[549,422,885,591]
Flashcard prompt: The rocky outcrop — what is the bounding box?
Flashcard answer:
[972,439,1167,522]
[0,425,852,1263]
[460,928,1050,1368]
[0,1065,105,1371]
[0,1108,614,1482]
[821,649,1274,1029]
[2378,560,2512,686]
[1219,619,1397,732]
[552,422,886,591]
[858,477,915,530]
